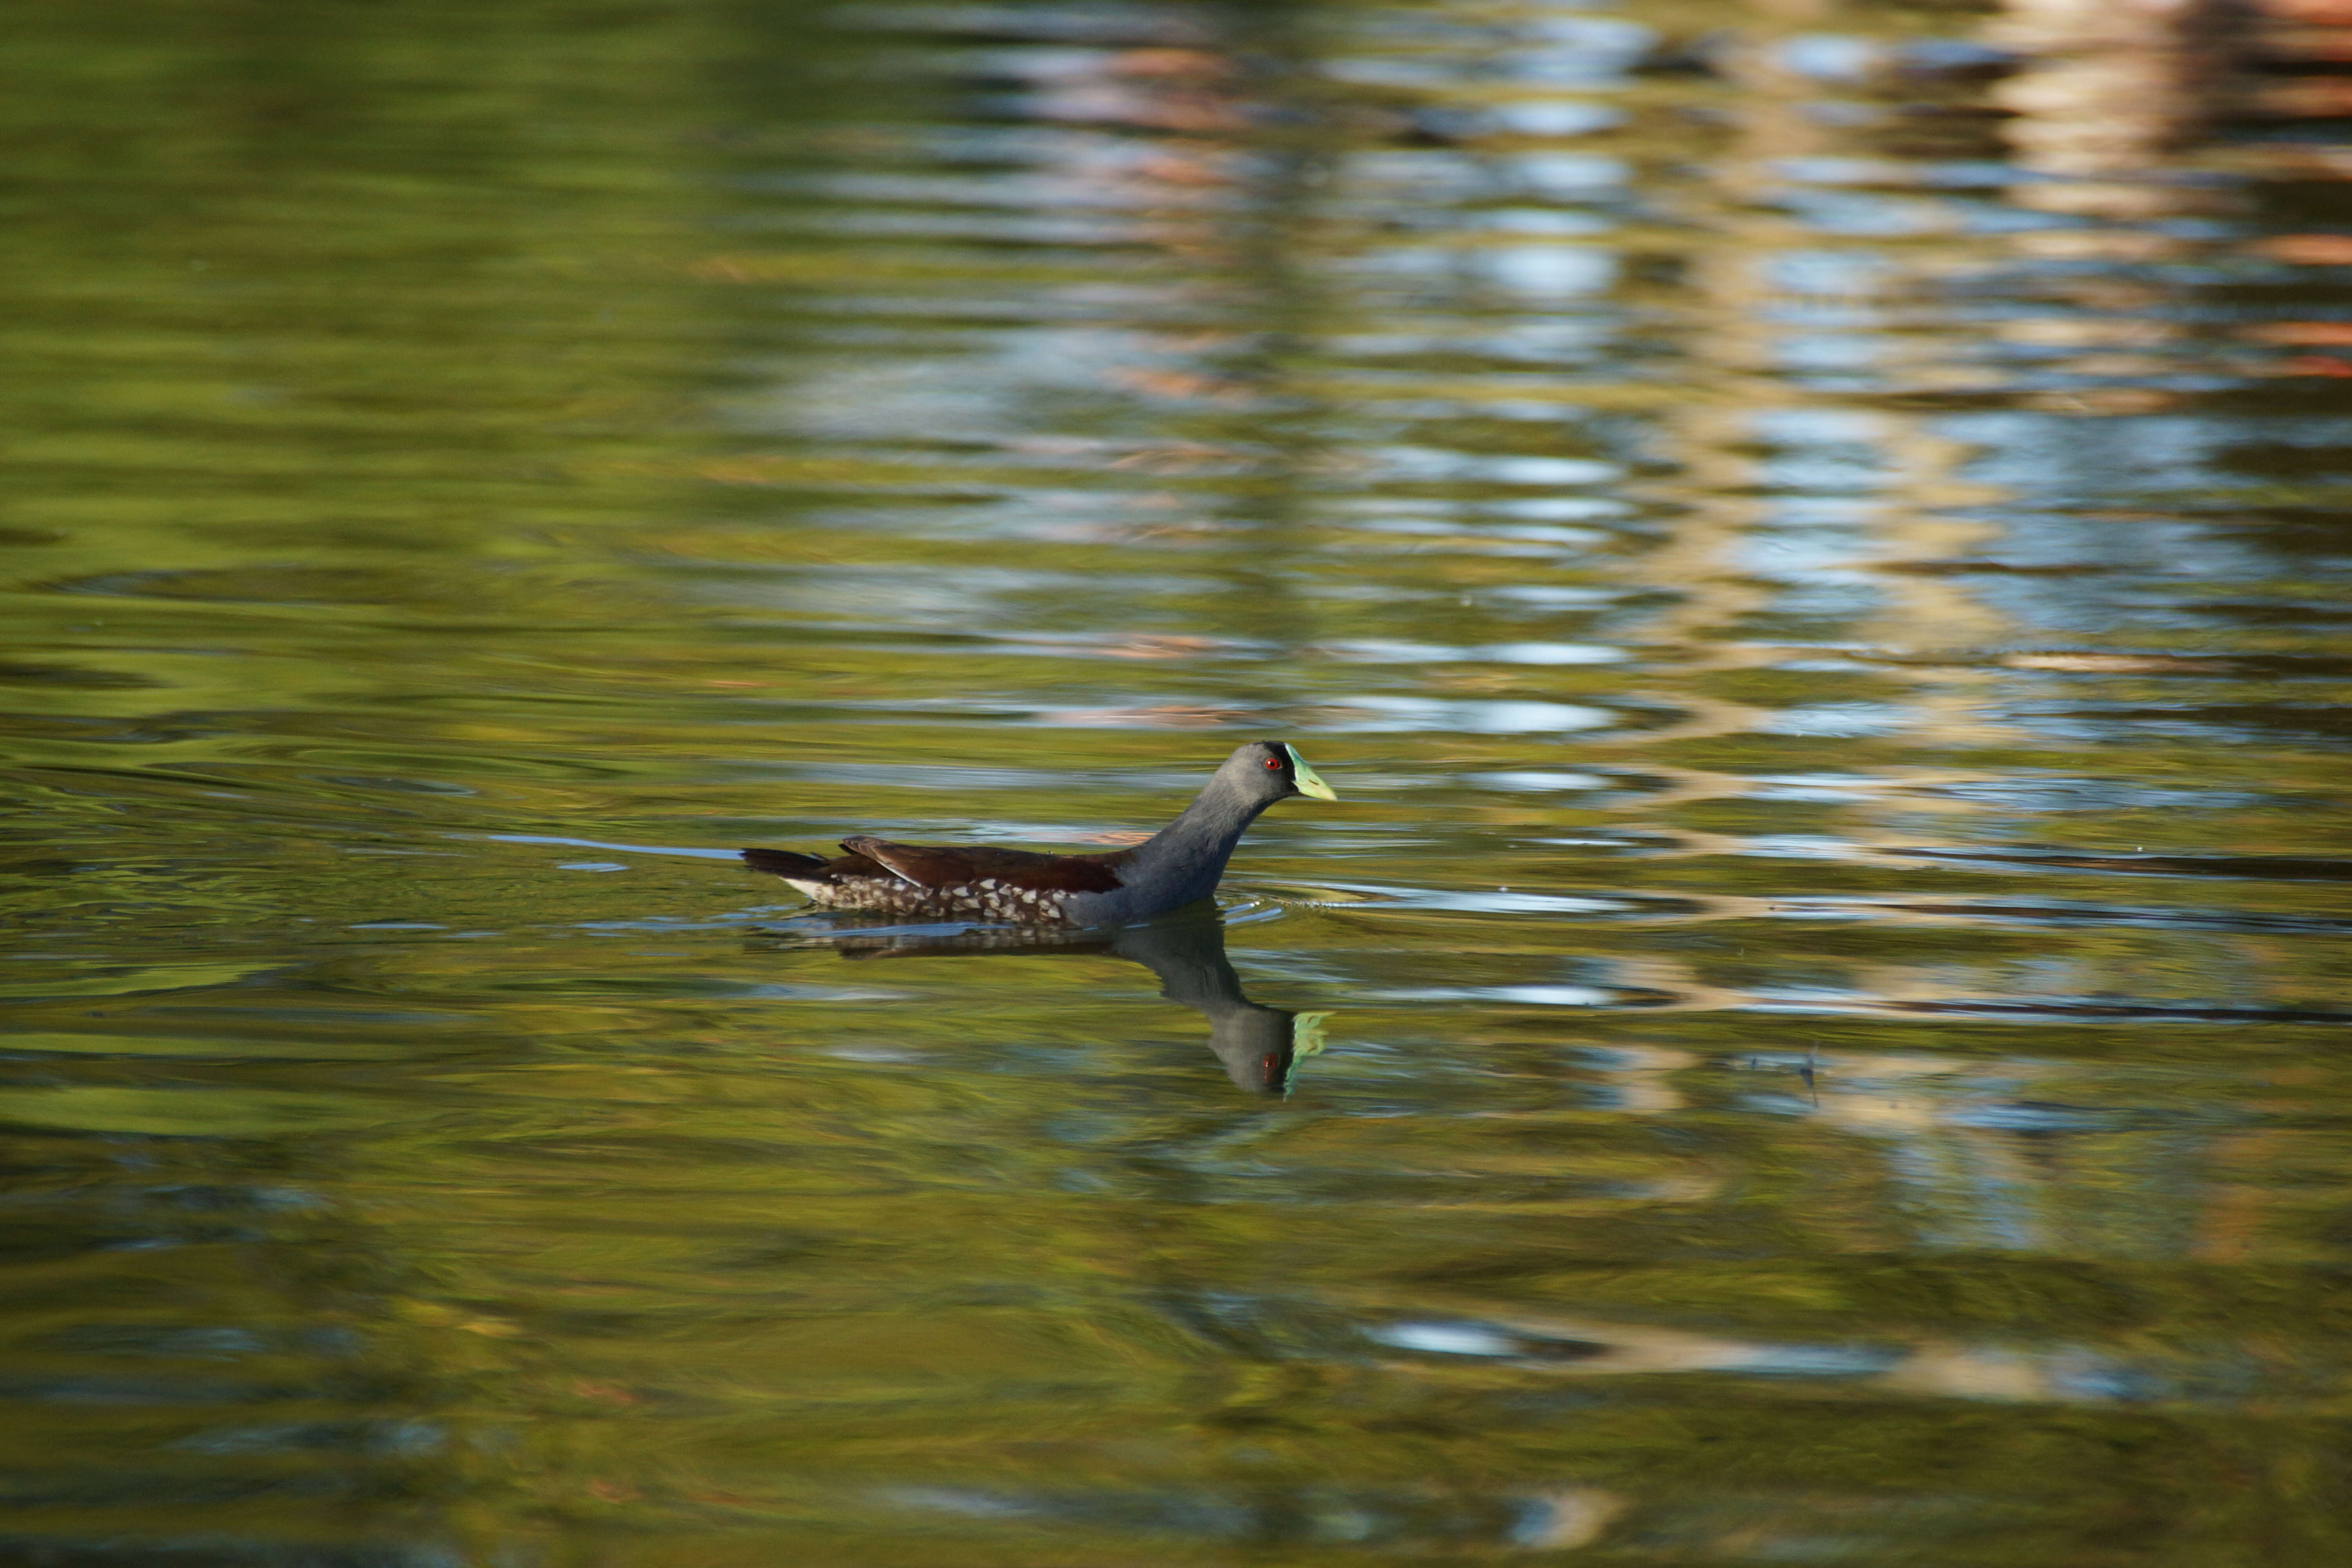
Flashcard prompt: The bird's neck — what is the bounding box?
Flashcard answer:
[1121,774,1270,902]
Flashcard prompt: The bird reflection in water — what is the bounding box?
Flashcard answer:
[773,913,1328,1094]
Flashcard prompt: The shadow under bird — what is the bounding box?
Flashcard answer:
[740,741,1338,925]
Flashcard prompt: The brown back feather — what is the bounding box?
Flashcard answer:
[838,835,1125,895]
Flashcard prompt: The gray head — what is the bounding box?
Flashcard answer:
[1214,742,1339,807]
[1112,742,1342,917]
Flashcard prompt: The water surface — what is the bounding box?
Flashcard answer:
[10,0,2352,1561]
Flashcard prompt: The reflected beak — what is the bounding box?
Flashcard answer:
[1279,1011,1332,1097]
[1286,746,1338,801]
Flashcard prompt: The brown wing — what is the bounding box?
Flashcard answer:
[838,835,1126,895]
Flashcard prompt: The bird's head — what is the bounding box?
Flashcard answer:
[1223,741,1338,804]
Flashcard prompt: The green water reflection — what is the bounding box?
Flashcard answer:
[11,0,2352,1561]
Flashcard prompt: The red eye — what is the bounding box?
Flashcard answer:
[1265,757,1281,769]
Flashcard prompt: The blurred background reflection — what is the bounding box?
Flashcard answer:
[9,0,2352,1561]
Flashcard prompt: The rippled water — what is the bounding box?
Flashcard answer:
[12,0,2352,1561]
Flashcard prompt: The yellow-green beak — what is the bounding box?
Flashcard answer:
[1286,744,1338,801]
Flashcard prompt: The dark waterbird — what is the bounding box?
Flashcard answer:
[741,742,1338,925]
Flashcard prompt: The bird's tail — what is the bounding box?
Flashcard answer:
[742,847,830,878]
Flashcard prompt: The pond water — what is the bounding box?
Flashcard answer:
[10,0,2352,1562]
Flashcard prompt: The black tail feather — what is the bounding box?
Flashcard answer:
[742,847,829,878]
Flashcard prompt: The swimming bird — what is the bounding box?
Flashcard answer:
[740,741,1338,925]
